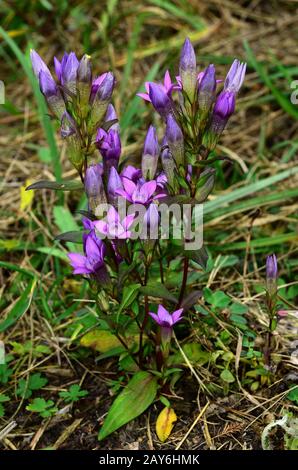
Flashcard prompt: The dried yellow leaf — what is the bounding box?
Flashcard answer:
[156,407,177,442]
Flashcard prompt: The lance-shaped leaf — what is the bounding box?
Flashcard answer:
[55,231,84,244]
[0,277,36,332]
[98,371,158,440]
[181,290,202,310]
[118,283,141,316]
[26,180,83,191]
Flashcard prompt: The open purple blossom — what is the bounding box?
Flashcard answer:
[137,70,179,103]
[68,235,106,276]
[121,165,142,182]
[149,305,183,328]
[116,178,164,205]
[94,207,135,240]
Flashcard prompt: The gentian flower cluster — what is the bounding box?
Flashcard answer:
[30,39,246,371]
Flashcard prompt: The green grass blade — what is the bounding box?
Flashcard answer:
[243,40,298,120]
[204,166,298,215]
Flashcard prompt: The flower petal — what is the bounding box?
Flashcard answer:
[171,308,183,324]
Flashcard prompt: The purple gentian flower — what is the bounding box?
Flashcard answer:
[96,127,121,171]
[266,254,278,280]
[90,73,107,102]
[105,104,119,131]
[142,125,159,180]
[68,235,106,276]
[137,70,179,102]
[60,52,79,93]
[107,167,123,204]
[148,83,174,120]
[165,114,184,167]
[121,165,142,182]
[116,178,163,205]
[91,72,115,103]
[30,50,65,118]
[30,50,52,81]
[266,253,278,296]
[179,38,197,101]
[198,64,216,111]
[77,54,92,84]
[94,206,135,240]
[149,304,183,327]
[213,91,236,119]
[224,59,246,94]
[85,164,106,212]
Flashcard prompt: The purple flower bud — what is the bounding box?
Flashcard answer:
[77,54,92,83]
[93,72,115,102]
[179,38,197,102]
[225,60,246,93]
[61,52,79,93]
[148,83,173,120]
[214,91,235,119]
[266,254,278,280]
[161,145,177,193]
[266,254,278,297]
[166,115,184,167]
[39,70,58,98]
[198,64,216,111]
[85,164,107,213]
[105,104,119,131]
[96,128,121,172]
[30,50,52,79]
[90,73,107,102]
[89,73,115,130]
[142,125,159,180]
[205,91,235,148]
[107,166,123,204]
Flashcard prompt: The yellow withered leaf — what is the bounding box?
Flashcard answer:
[20,179,34,211]
[156,407,177,442]
[80,329,121,353]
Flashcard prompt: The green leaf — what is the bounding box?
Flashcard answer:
[287,387,298,404]
[16,373,48,399]
[0,394,10,403]
[118,284,141,315]
[59,384,88,403]
[0,365,13,384]
[220,369,235,383]
[26,180,83,191]
[26,398,57,418]
[140,283,177,303]
[98,371,158,440]
[0,277,36,332]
